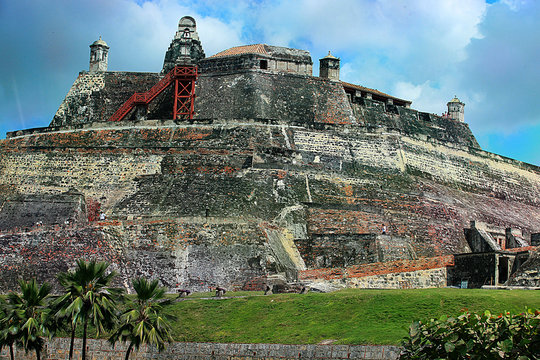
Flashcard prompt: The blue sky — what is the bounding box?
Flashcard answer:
[0,0,539,165]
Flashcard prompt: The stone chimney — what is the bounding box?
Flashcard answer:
[89,37,109,72]
[319,51,340,80]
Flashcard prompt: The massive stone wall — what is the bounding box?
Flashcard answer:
[351,98,479,148]
[49,72,166,127]
[195,71,355,125]
[295,234,415,269]
[46,69,478,150]
[1,59,539,292]
[0,218,272,293]
[0,338,401,360]
[1,119,539,290]
[0,192,86,230]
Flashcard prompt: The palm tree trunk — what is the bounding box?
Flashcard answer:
[82,318,88,360]
[9,344,14,360]
[125,342,134,360]
[69,323,76,360]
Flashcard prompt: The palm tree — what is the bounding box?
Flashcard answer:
[55,259,122,360]
[54,268,86,360]
[49,276,80,360]
[6,279,51,360]
[0,297,17,360]
[109,278,174,360]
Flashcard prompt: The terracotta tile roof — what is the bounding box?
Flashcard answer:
[210,44,269,58]
[503,245,538,253]
[341,81,411,104]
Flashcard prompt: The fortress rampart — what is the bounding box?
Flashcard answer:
[1,119,539,291]
[0,16,538,291]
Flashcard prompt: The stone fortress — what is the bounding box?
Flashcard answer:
[0,16,539,292]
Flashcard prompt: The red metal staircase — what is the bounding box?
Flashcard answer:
[109,66,198,122]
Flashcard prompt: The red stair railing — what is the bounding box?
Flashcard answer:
[108,65,198,122]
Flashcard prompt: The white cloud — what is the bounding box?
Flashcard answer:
[392,80,459,116]
[500,0,530,11]
[394,81,429,101]
[455,1,540,132]
[394,81,425,104]
[197,17,244,57]
[251,0,485,61]
[226,0,487,112]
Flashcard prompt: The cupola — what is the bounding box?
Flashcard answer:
[89,36,109,72]
[319,51,340,80]
[447,96,465,122]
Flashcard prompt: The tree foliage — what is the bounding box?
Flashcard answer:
[5,279,52,360]
[109,277,174,360]
[400,309,540,359]
[54,259,122,360]
[0,261,176,359]
[0,297,17,360]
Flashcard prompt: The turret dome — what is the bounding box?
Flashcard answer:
[91,37,108,47]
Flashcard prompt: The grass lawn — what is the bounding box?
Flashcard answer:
[166,288,540,345]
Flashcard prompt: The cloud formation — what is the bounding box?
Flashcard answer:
[0,0,538,165]
[457,1,540,129]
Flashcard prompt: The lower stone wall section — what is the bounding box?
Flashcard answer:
[300,256,453,289]
[345,267,448,289]
[0,338,401,360]
[0,218,273,293]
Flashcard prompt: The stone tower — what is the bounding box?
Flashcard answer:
[162,16,205,73]
[319,51,340,80]
[447,96,465,122]
[89,37,109,72]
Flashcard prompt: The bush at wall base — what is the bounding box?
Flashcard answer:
[400,309,540,359]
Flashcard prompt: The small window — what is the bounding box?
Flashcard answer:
[183,29,190,38]
[260,60,268,70]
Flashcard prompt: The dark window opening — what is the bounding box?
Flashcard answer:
[260,60,268,69]
[498,257,509,284]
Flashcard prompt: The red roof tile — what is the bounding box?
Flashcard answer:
[210,44,268,58]
[341,81,411,104]
[503,245,538,253]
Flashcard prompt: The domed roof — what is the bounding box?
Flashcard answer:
[91,36,108,47]
[322,51,338,59]
[449,96,462,103]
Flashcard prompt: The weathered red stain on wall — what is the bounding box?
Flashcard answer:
[299,255,455,281]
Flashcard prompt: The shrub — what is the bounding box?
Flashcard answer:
[400,309,540,359]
